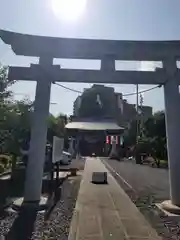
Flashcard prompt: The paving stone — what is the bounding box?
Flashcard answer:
[68,210,79,240]
[102,226,126,240]
[128,238,154,240]
[100,209,126,240]
[121,219,151,238]
[78,235,103,240]
[97,190,114,209]
[78,213,101,238]
[100,209,121,227]
[109,191,140,218]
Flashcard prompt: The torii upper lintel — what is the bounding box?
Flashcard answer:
[1,29,180,61]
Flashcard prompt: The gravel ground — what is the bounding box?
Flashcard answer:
[0,210,17,237]
[32,175,82,240]
[0,173,82,240]
[103,158,180,240]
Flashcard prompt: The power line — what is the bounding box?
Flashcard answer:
[54,82,162,97]
[55,83,82,93]
[123,85,162,97]
[13,93,30,96]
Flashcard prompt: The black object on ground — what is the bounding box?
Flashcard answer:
[92,171,108,184]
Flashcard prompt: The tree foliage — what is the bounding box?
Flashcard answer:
[0,99,33,155]
[124,111,167,160]
[0,65,15,101]
[143,111,167,160]
[0,65,68,171]
[47,113,68,144]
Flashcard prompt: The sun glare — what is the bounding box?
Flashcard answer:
[52,0,87,22]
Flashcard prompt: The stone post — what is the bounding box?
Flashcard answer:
[24,57,52,202]
[163,59,180,206]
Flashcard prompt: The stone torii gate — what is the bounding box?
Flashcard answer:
[1,29,180,210]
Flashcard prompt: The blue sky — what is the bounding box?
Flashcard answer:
[0,0,180,115]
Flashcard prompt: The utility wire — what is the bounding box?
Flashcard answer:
[123,85,162,97]
[55,82,82,94]
[55,82,162,97]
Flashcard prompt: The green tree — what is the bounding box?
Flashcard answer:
[124,120,137,146]
[143,111,167,160]
[0,64,15,101]
[124,111,167,161]
[0,64,16,153]
[0,99,33,155]
[47,113,68,144]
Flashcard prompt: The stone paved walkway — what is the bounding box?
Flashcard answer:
[68,157,161,240]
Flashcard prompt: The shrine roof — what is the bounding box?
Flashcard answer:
[65,120,124,131]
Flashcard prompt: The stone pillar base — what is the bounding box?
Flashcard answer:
[159,200,180,215]
[12,196,48,212]
[6,197,49,240]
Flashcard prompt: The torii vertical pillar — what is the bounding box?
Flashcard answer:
[24,57,52,203]
[163,59,180,207]
[101,56,119,159]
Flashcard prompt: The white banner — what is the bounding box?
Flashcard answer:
[111,136,116,144]
[52,136,64,163]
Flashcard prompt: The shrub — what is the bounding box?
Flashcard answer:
[0,154,11,171]
[0,163,5,173]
